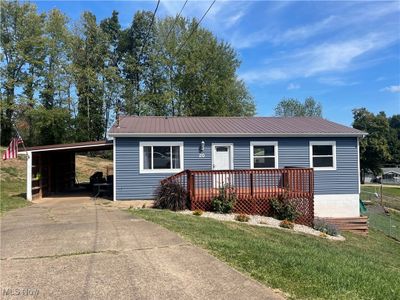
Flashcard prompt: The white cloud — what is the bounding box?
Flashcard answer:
[224,11,245,28]
[230,30,271,49]
[381,85,400,93]
[230,1,400,51]
[318,77,359,87]
[240,31,398,84]
[287,83,300,90]
[274,16,337,44]
[239,69,288,83]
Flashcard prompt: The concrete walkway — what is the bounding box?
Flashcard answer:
[1,196,283,299]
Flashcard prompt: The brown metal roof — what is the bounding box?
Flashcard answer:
[108,116,366,137]
[23,140,113,153]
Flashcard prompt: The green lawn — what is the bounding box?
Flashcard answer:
[366,209,400,241]
[361,185,400,211]
[0,149,30,214]
[131,209,400,300]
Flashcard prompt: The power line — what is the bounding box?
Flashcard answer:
[175,0,216,56]
[138,0,161,59]
[164,0,189,42]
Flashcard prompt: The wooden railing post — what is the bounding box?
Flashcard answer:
[187,170,192,199]
[250,172,254,196]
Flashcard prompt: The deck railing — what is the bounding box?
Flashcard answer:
[161,168,314,225]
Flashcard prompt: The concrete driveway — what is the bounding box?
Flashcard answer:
[1,196,283,299]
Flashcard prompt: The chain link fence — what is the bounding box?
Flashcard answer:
[360,187,400,241]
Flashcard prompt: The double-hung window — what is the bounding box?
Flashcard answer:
[310,141,336,170]
[250,141,278,169]
[140,142,184,173]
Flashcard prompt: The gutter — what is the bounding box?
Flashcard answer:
[108,132,368,138]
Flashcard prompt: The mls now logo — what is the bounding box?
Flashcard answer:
[2,288,40,297]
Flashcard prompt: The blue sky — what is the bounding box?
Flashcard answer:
[32,0,400,125]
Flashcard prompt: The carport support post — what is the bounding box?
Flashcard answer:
[27,151,32,201]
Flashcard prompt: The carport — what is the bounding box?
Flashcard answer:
[23,140,114,201]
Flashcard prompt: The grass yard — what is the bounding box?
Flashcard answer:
[361,185,400,211]
[366,209,400,241]
[0,149,30,214]
[131,209,400,300]
[75,154,113,183]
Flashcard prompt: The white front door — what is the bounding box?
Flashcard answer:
[212,144,233,187]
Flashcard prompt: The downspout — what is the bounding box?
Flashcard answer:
[113,138,116,201]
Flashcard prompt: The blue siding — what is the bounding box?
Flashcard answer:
[115,137,359,199]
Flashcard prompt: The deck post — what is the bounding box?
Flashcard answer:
[187,170,195,208]
[250,172,254,197]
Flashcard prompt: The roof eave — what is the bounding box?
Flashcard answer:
[108,132,367,138]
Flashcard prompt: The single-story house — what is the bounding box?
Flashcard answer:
[382,168,400,182]
[108,116,366,219]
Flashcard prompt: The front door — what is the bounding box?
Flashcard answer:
[212,144,233,187]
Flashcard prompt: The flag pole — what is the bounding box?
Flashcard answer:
[12,123,29,160]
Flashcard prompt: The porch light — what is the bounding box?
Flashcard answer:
[200,140,205,153]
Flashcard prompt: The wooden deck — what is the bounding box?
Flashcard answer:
[161,168,315,225]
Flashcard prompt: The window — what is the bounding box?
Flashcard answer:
[310,141,336,170]
[140,142,183,173]
[250,142,278,169]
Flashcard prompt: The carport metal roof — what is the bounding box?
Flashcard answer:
[23,140,113,153]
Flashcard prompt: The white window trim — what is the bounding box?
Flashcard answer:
[211,143,234,170]
[309,141,336,171]
[139,141,184,174]
[250,141,279,169]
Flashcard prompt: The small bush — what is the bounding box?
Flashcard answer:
[154,181,188,211]
[211,184,237,214]
[314,219,340,236]
[270,194,301,222]
[193,209,203,216]
[235,214,250,222]
[279,219,294,229]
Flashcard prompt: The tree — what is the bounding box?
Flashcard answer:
[0,1,44,145]
[40,9,72,109]
[352,108,392,181]
[139,16,255,117]
[100,10,123,137]
[1,3,255,146]
[274,97,322,117]
[388,114,400,165]
[119,11,156,115]
[72,12,107,141]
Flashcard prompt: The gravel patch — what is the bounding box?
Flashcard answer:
[179,210,345,241]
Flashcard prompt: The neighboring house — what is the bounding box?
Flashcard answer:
[108,116,366,219]
[381,168,400,184]
[365,168,400,184]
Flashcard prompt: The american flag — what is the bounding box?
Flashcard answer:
[2,137,23,160]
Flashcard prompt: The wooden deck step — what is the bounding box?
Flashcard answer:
[323,217,368,235]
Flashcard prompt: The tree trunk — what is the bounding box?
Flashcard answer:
[1,83,15,145]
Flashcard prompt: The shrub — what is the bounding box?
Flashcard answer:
[269,194,301,222]
[154,181,188,211]
[193,209,203,216]
[211,184,237,214]
[235,214,250,222]
[314,219,340,236]
[279,219,294,229]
